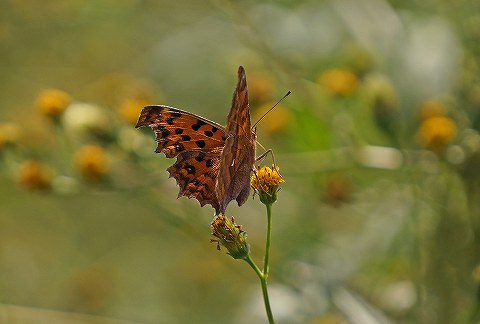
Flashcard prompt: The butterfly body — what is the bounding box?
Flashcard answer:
[136,66,256,215]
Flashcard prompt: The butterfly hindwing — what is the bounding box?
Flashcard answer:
[167,149,222,214]
[136,106,226,158]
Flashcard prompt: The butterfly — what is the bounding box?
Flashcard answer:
[136,66,256,215]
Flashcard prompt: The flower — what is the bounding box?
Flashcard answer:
[417,116,457,152]
[62,103,110,139]
[317,68,359,96]
[250,164,284,205]
[248,71,275,104]
[211,215,249,259]
[35,89,72,119]
[17,160,52,190]
[473,264,480,284]
[417,99,447,121]
[119,98,150,125]
[253,102,292,135]
[74,144,109,181]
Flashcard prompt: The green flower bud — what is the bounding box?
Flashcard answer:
[211,215,249,260]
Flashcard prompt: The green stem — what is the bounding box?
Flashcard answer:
[244,255,274,324]
[264,203,273,276]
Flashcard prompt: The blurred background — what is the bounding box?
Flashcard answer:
[1,0,480,323]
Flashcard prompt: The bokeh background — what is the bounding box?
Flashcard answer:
[1,0,480,323]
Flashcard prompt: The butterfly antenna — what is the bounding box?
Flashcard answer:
[252,91,291,129]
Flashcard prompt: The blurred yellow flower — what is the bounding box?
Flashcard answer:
[119,98,150,125]
[253,102,291,134]
[248,71,275,104]
[17,160,52,190]
[472,264,480,283]
[74,144,109,181]
[417,99,447,121]
[35,89,72,118]
[318,68,359,96]
[0,123,21,151]
[418,116,457,152]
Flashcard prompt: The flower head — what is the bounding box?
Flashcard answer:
[17,160,52,190]
[74,144,109,182]
[119,98,150,125]
[253,102,292,135]
[250,164,284,205]
[0,123,21,148]
[35,89,72,119]
[417,116,457,153]
[317,68,359,96]
[211,215,249,259]
[248,71,275,104]
[63,103,110,140]
[417,99,447,121]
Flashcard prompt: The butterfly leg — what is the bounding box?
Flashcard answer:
[255,148,275,165]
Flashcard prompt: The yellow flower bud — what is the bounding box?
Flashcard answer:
[250,164,284,205]
[74,145,109,182]
[35,89,72,119]
[17,160,52,190]
[317,68,359,96]
[119,98,150,125]
[417,116,457,152]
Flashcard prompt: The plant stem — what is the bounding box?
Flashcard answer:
[242,202,275,323]
[244,255,275,324]
[264,203,273,276]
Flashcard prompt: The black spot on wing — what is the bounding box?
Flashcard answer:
[185,164,196,175]
[192,120,206,131]
[174,143,184,152]
[195,140,206,148]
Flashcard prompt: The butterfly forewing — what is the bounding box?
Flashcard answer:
[136,106,226,158]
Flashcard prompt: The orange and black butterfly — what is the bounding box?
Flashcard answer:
[136,66,256,215]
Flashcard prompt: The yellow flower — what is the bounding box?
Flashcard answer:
[250,164,284,205]
[17,160,52,190]
[253,102,292,134]
[417,99,447,121]
[211,215,249,259]
[472,264,480,284]
[35,89,72,118]
[0,123,21,151]
[248,71,275,104]
[74,145,109,181]
[418,116,457,152]
[318,68,359,96]
[119,98,150,125]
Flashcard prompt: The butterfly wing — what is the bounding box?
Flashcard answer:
[136,106,226,213]
[216,66,257,214]
[167,149,222,214]
[136,106,226,158]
